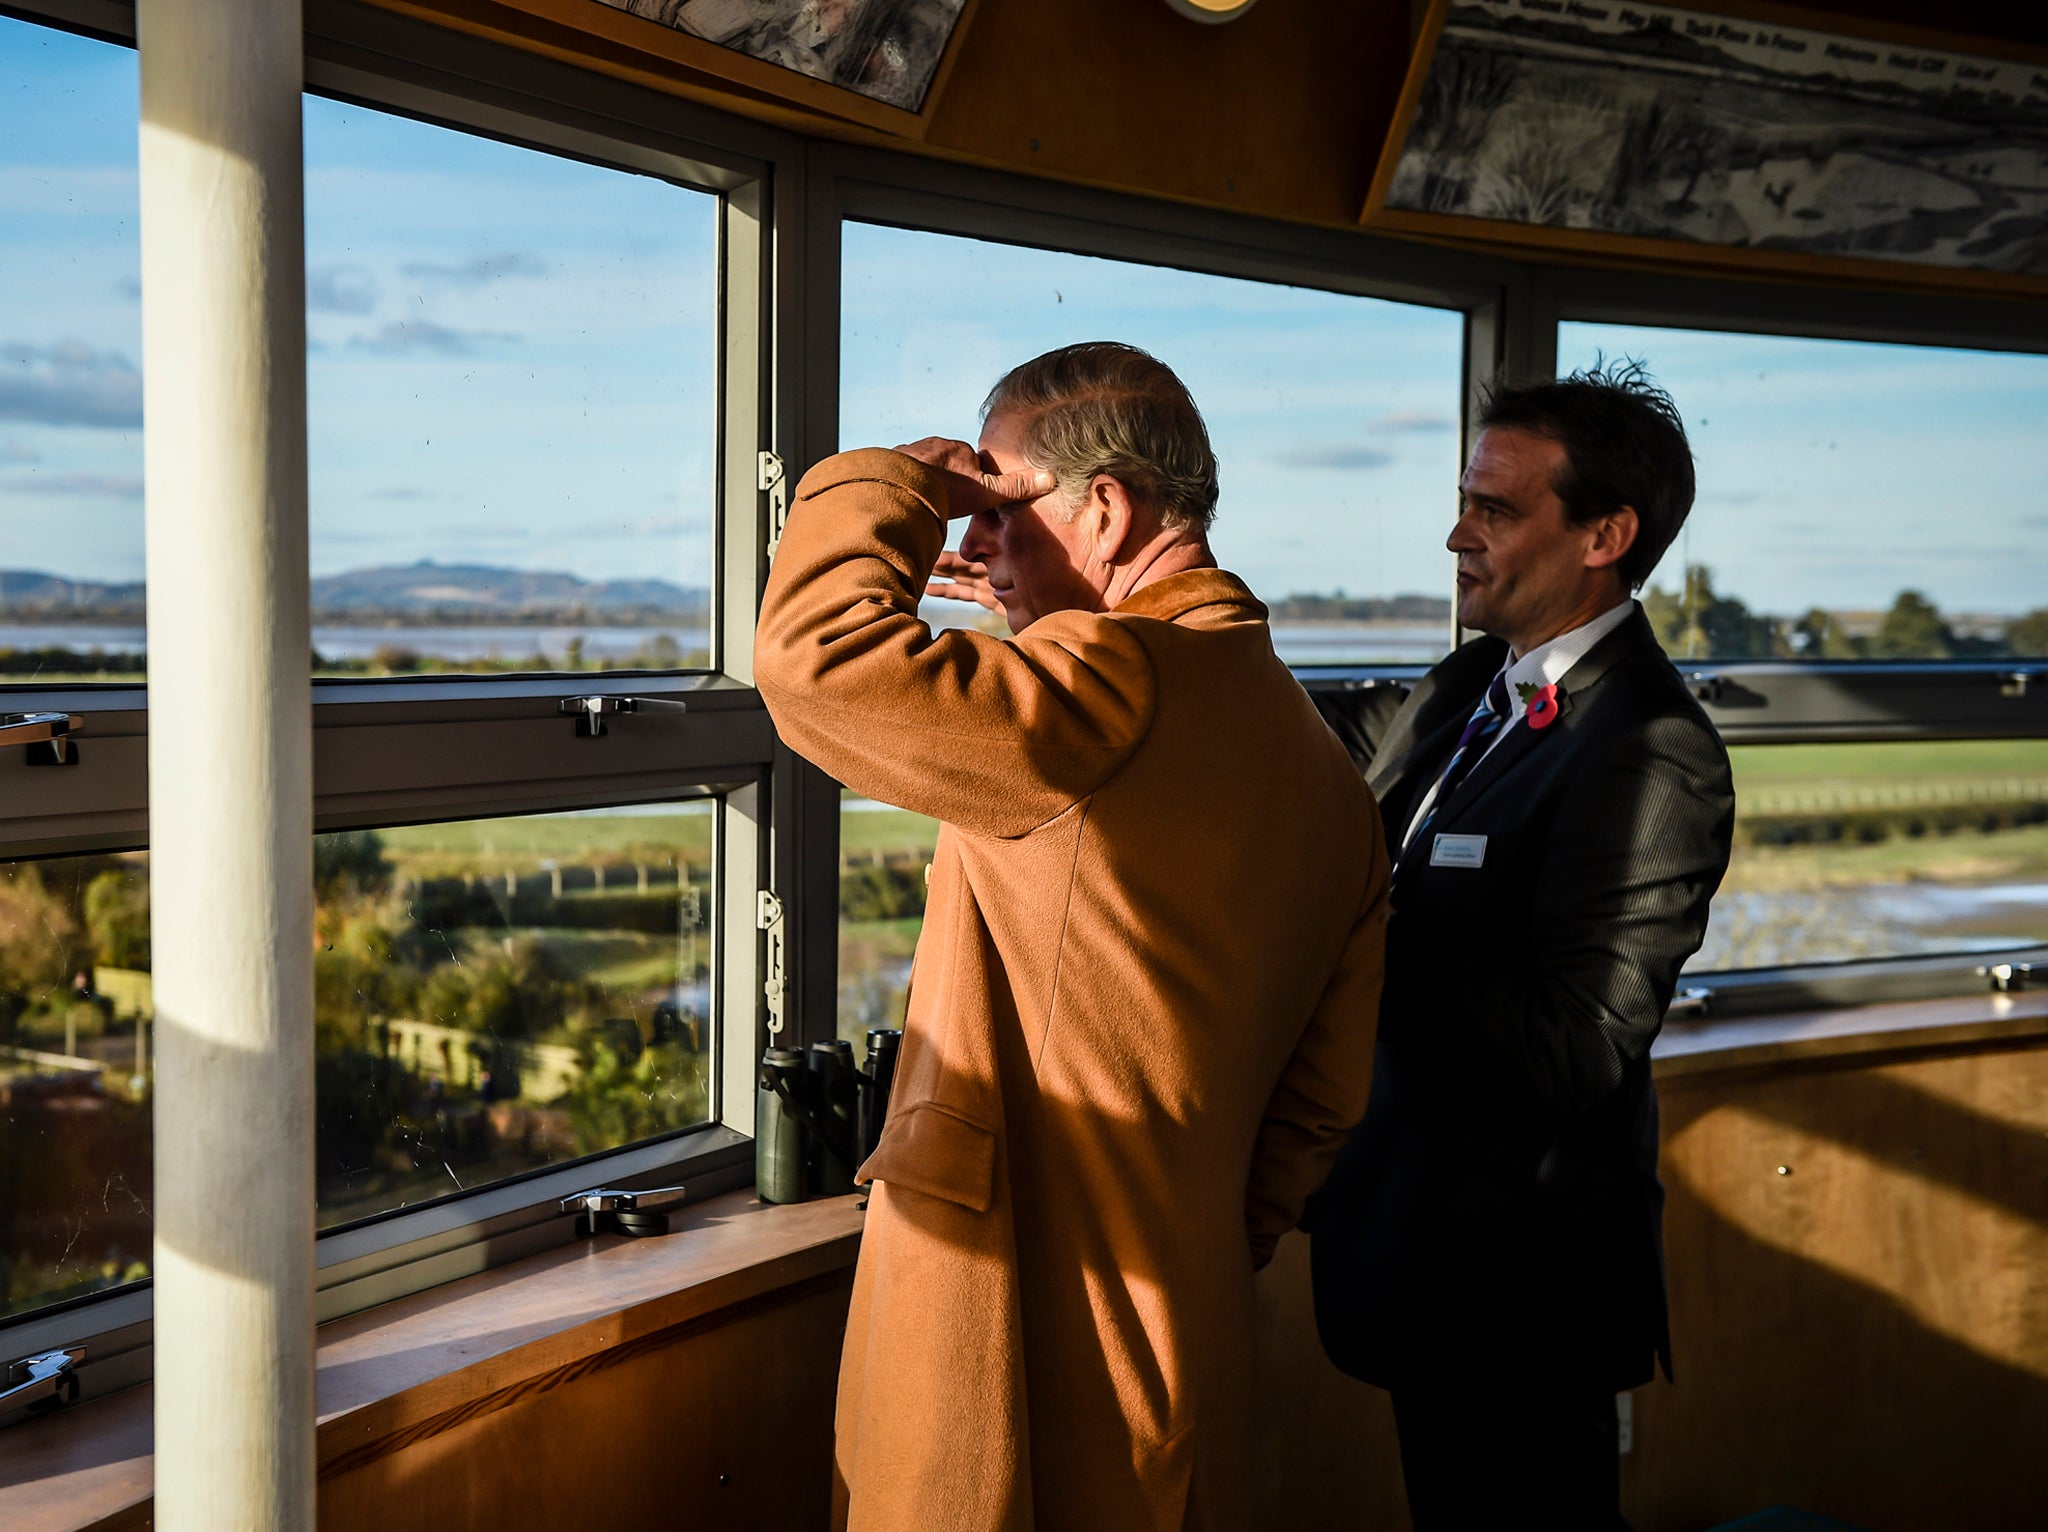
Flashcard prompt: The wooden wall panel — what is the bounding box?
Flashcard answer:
[318,1271,853,1532]
[1628,1044,2048,1531]
[921,0,1414,227]
[1252,1036,2048,1531]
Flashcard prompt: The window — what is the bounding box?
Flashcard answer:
[1555,323,2048,664]
[304,99,719,677]
[0,4,777,1392]
[835,222,1467,1034]
[1702,741,2048,973]
[841,223,1467,664]
[1549,320,2048,990]
[0,17,143,684]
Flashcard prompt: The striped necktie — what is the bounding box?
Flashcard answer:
[1399,670,1511,868]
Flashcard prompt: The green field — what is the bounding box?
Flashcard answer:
[1727,739,2048,791]
[379,805,715,877]
[838,795,940,858]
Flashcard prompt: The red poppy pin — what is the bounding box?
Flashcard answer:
[1517,681,1563,731]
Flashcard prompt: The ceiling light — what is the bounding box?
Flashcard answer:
[1165,0,1260,23]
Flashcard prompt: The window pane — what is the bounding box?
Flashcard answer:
[0,852,152,1319]
[0,803,714,1321]
[0,20,720,682]
[0,18,145,682]
[1696,741,2048,972]
[837,793,938,1044]
[841,223,1466,667]
[1556,323,2048,662]
[313,804,715,1226]
[301,100,718,677]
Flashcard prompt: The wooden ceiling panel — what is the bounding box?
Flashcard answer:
[921,0,1414,225]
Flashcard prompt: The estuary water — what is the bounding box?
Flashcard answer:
[0,620,1451,666]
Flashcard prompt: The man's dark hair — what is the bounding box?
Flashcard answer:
[1476,358,1694,590]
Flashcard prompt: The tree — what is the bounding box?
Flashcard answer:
[1642,565,1776,659]
[1871,590,1954,659]
[1791,608,1864,659]
[2007,608,2048,658]
[314,829,392,899]
[84,869,151,970]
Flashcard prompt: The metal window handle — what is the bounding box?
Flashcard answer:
[1,1348,84,1424]
[1980,962,2037,993]
[560,1183,689,1238]
[1666,986,1713,1019]
[556,695,688,738]
[0,711,82,766]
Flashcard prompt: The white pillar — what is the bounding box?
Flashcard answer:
[139,1,314,1527]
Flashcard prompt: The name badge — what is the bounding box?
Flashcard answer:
[1430,833,1487,869]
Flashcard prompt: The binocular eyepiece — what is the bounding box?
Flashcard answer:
[756,1028,902,1205]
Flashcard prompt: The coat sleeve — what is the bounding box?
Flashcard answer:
[754,449,1157,839]
[1380,712,1734,1115]
[1244,856,1391,1271]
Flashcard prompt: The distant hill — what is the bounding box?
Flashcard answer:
[0,561,708,625]
[0,570,147,617]
[308,562,706,623]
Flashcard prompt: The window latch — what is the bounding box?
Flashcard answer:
[556,695,688,738]
[757,889,787,1038]
[2000,670,2039,699]
[1666,986,1713,1020]
[1979,962,2037,993]
[760,450,789,560]
[0,711,82,766]
[1,1347,84,1425]
[558,1184,689,1238]
[1687,673,1727,705]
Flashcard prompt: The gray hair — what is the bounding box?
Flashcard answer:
[980,342,1219,531]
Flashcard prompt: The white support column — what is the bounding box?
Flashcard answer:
[138,2,314,1528]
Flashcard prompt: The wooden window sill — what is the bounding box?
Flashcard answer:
[1653,989,2048,1082]
[0,1190,865,1532]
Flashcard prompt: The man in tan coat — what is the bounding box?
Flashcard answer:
[755,342,1389,1531]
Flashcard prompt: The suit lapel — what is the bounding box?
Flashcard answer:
[1423,605,1658,833]
[1368,636,1506,806]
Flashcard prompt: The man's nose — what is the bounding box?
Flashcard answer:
[1446,509,1480,554]
[959,511,996,563]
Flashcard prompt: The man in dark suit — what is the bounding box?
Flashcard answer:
[1306,364,1735,1529]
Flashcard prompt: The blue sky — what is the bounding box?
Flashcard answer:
[842,225,1466,608]
[1558,323,2048,617]
[5,12,2045,618]
[2,15,717,592]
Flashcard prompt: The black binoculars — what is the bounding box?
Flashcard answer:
[756,1028,901,1205]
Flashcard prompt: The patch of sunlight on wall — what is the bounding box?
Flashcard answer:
[1667,1101,2048,1379]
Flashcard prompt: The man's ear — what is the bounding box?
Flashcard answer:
[1087,474,1141,562]
[1583,506,1640,573]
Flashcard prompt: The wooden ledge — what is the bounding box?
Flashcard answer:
[0,1191,865,1532]
[1653,990,2048,1083]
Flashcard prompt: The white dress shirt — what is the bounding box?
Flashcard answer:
[1399,599,1636,854]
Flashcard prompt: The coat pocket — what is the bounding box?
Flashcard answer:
[856,1100,997,1213]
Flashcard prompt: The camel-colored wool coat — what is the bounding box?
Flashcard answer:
[755,450,1390,1532]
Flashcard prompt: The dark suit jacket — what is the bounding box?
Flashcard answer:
[1305,605,1734,1393]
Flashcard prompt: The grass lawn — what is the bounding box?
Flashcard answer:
[380,805,715,866]
[511,929,692,991]
[1723,820,2048,893]
[1728,739,2048,791]
[839,795,940,858]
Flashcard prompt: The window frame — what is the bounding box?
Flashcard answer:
[802,146,2048,1026]
[7,0,2048,1416]
[0,0,809,1405]
[1535,265,2048,1011]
